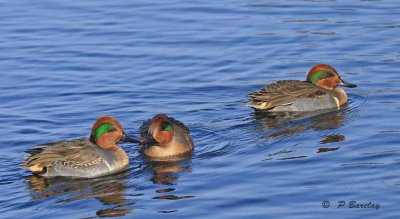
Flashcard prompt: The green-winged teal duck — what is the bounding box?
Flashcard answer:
[246,64,357,111]
[138,114,194,158]
[22,116,139,178]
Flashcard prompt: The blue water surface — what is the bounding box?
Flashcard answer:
[0,0,399,218]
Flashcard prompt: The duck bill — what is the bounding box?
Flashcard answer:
[139,129,160,146]
[143,132,162,146]
[121,133,141,144]
[339,79,357,88]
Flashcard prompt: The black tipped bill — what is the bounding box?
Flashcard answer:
[339,79,357,88]
[121,133,142,144]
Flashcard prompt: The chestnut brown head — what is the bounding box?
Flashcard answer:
[306,64,357,90]
[90,116,139,151]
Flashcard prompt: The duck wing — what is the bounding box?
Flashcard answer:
[22,138,103,174]
[247,80,328,110]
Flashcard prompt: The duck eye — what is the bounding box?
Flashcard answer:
[160,121,173,131]
[326,72,334,78]
[310,70,335,84]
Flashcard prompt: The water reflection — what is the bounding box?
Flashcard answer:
[25,171,133,217]
[253,107,350,138]
[143,155,195,201]
[317,147,340,153]
[319,134,345,144]
[144,155,192,185]
[253,107,354,159]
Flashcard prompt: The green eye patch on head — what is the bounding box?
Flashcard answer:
[310,70,334,84]
[94,122,118,141]
[160,121,173,131]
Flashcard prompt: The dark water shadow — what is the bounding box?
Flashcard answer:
[252,103,361,160]
[25,170,134,217]
[253,106,350,137]
[143,154,193,185]
[141,154,195,202]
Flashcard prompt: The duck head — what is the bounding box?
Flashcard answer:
[306,64,357,90]
[140,114,194,158]
[90,116,139,151]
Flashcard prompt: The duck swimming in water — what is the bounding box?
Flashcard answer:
[246,64,357,111]
[22,116,139,178]
[138,114,194,158]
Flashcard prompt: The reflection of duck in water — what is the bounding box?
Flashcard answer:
[254,107,355,159]
[146,155,192,185]
[138,114,194,158]
[26,171,133,217]
[247,64,357,111]
[21,116,139,178]
[144,156,194,202]
[253,108,348,134]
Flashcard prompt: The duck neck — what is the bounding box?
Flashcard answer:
[334,88,348,106]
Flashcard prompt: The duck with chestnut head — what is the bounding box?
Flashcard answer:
[138,114,194,158]
[21,116,139,178]
[246,64,357,111]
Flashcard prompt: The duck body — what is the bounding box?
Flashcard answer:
[23,138,129,178]
[247,64,356,112]
[139,114,194,158]
[247,80,348,111]
[22,116,139,178]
